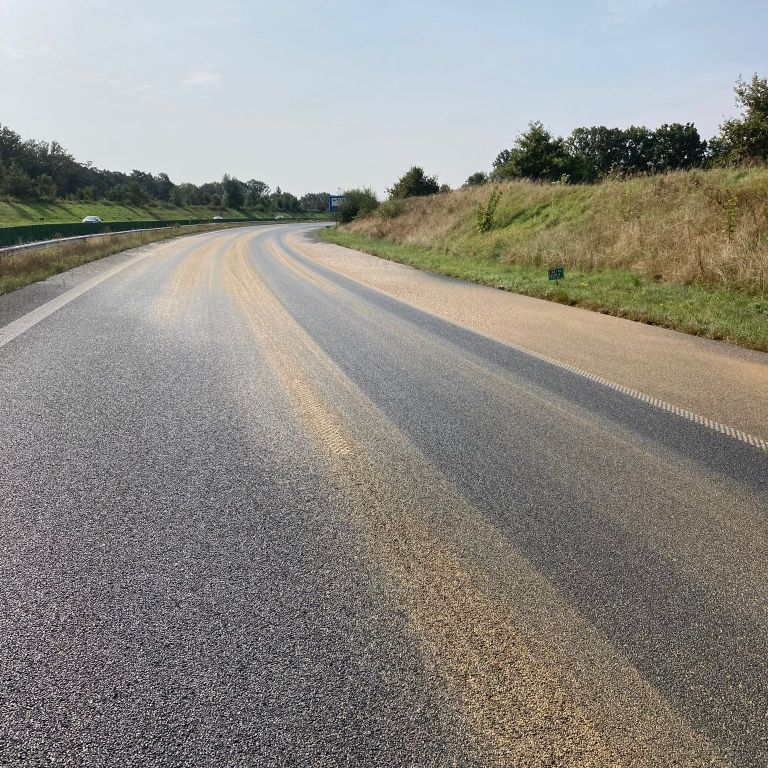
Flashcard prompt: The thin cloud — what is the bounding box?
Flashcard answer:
[183,71,221,86]
[602,0,673,26]
[0,45,26,61]
[0,43,53,61]
[98,76,155,95]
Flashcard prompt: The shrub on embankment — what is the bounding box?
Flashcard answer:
[341,168,768,296]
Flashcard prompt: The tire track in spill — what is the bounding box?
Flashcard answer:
[153,229,266,326]
[220,234,727,767]
[153,240,219,325]
[227,239,352,457]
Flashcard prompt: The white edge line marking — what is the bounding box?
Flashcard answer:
[505,340,768,452]
[0,242,171,349]
[289,234,768,453]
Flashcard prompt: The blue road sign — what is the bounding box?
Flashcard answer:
[328,195,346,213]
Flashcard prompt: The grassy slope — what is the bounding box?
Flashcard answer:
[0,200,326,226]
[323,168,768,351]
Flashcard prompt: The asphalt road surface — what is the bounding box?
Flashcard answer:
[1,223,765,767]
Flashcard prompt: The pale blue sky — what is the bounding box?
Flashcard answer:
[1,0,765,196]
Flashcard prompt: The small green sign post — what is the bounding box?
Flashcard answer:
[548,266,565,284]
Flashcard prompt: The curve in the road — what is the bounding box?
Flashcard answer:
[1,223,765,767]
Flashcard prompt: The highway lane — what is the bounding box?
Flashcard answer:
[0,223,765,766]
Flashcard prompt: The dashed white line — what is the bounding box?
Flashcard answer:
[503,339,768,452]
[286,236,768,453]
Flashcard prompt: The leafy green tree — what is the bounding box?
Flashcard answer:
[107,183,127,203]
[465,171,488,187]
[108,179,149,206]
[45,141,82,196]
[492,148,515,172]
[273,191,299,211]
[492,122,581,182]
[651,123,706,171]
[7,160,33,198]
[171,182,199,206]
[618,126,656,174]
[129,170,157,200]
[0,125,23,166]
[198,182,222,206]
[338,188,379,222]
[244,180,271,209]
[221,174,245,208]
[125,179,151,206]
[712,74,768,162]
[35,173,57,201]
[78,185,96,201]
[154,172,174,202]
[387,166,440,199]
[299,192,329,211]
[246,179,270,200]
[566,126,626,180]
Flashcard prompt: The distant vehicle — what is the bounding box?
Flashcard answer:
[275,214,286,220]
[212,215,224,221]
[82,215,102,223]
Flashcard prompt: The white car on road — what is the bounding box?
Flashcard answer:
[82,215,102,223]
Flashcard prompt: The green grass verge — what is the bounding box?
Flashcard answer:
[0,200,328,226]
[321,228,768,352]
[0,223,258,295]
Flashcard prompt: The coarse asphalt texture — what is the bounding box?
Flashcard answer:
[0,223,766,767]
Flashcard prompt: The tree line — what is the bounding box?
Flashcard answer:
[338,73,768,221]
[0,125,328,213]
[468,74,768,185]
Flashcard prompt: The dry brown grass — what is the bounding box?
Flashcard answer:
[347,167,768,295]
[0,223,249,294]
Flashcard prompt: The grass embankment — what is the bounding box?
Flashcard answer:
[323,168,768,351]
[0,223,250,295]
[0,200,326,226]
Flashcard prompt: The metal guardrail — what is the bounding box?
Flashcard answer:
[0,219,296,257]
[0,216,282,248]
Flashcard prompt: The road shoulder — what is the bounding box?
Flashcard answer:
[287,229,768,441]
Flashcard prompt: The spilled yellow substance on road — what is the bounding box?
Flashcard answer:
[286,230,768,442]
[153,240,219,325]
[226,238,353,457]
[216,232,727,767]
[267,238,768,617]
[154,228,270,326]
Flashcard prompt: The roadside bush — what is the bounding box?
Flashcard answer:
[465,171,488,187]
[338,188,379,223]
[712,74,768,163]
[387,166,440,199]
[476,187,502,233]
[376,199,406,219]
